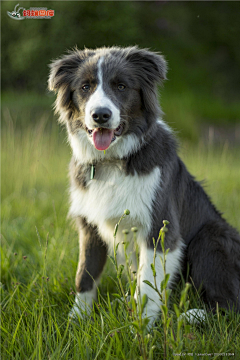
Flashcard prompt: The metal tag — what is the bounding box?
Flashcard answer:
[90,164,95,180]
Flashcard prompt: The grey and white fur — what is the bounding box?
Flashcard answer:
[48,46,240,326]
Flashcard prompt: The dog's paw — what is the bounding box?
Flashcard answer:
[179,308,207,325]
[69,292,93,322]
[68,303,84,322]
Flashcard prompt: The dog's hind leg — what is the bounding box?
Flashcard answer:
[69,217,108,320]
[187,220,240,313]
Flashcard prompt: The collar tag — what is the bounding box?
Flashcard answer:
[90,164,95,180]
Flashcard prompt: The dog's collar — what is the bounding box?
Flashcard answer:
[89,158,125,180]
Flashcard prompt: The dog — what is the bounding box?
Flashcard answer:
[48,46,240,326]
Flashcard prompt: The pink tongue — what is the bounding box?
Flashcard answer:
[92,128,114,151]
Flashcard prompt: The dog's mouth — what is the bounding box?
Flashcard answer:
[86,123,125,151]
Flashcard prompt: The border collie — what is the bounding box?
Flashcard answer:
[48,46,240,325]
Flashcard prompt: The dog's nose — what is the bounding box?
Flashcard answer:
[91,107,112,125]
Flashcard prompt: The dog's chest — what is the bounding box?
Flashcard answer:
[69,162,161,241]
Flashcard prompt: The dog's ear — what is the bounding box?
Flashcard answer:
[125,46,167,84]
[48,48,94,121]
[124,47,167,118]
[48,48,93,92]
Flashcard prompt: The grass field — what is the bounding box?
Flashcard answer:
[1,106,240,359]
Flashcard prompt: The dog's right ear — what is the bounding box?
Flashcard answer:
[48,48,94,121]
[48,49,92,92]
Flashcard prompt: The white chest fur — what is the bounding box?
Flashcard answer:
[69,164,161,250]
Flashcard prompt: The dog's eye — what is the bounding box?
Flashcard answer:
[117,84,126,91]
[82,84,90,92]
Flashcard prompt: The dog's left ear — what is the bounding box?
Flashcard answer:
[125,47,167,84]
[125,47,167,117]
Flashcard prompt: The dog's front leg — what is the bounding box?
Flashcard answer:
[69,217,108,320]
[135,246,162,327]
[136,245,181,327]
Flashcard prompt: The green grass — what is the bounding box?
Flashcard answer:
[1,107,240,359]
[161,89,240,141]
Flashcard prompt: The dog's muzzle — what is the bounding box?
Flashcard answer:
[91,107,112,126]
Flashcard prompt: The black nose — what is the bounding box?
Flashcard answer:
[91,107,112,124]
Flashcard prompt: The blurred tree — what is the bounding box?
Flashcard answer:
[2,1,142,91]
[1,1,240,100]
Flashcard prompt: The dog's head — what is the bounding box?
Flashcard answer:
[48,46,167,153]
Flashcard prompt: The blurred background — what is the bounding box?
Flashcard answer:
[2,1,240,140]
[1,2,240,275]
